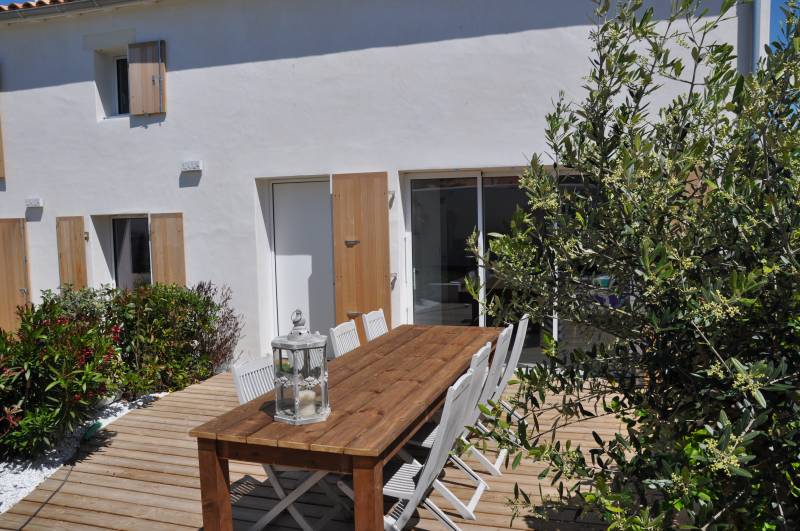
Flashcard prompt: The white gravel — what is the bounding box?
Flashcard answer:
[0,392,168,514]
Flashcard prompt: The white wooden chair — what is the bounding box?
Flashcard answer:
[463,324,514,476]
[338,370,476,530]
[399,344,491,520]
[231,357,348,531]
[329,319,360,358]
[362,308,389,342]
[494,314,530,417]
[408,325,514,481]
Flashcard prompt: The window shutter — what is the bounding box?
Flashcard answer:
[150,213,186,285]
[128,40,166,116]
[0,219,30,331]
[0,114,5,180]
[332,172,391,342]
[56,216,88,289]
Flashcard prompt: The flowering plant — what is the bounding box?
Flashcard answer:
[1,296,121,457]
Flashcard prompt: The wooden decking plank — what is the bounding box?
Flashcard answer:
[3,369,618,530]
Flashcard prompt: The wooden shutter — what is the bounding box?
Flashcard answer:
[56,216,88,289]
[0,114,5,180]
[128,40,166,116]
[332,172,391,341]
[0,219,30,331]
[150,213,186,285]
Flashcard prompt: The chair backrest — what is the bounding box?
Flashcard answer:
[466,324,513,428]
[329,319,361,358]
[417,370,475,499]
[361,308,389,342]
[461,343,492,430]
[493,314,530,403]
[393,369,473,530]
[231,356,275,405]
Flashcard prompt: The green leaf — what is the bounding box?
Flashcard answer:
[752,389,766,408]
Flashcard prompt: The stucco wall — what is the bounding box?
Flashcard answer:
[0,0,747,359]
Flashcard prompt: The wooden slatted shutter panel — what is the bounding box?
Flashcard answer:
[56,216,88,289]
[0,114,5,180]
[0,219,30,331]
[150,213,186,285]
[1,65,5,180]
[332,172,391,341]
[128,41,166,116]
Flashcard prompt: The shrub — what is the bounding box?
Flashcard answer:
[108,282,242,397]
[473,1,800,528]
[1,294,121,458]
[0,282,241,458]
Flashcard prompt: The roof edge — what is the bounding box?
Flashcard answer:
[0,0,155,23]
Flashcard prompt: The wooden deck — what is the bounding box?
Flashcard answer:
[0,372,620,530]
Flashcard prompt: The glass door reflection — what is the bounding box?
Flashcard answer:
[411,178,479,326]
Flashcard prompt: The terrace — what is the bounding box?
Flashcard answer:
[0,367,619,530]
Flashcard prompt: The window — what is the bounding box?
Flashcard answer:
[93,40,165,119]
[115,57,129,115]
[93,48,128,119]
[112,218,151,290]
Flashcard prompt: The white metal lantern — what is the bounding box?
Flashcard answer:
[271,309,330,425]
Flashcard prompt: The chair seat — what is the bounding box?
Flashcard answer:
[383,460,424,500]
[335,459,424,501]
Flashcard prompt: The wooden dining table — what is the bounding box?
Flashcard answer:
[190,324,502,531]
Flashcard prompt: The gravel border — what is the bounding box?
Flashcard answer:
[0,392,168,514]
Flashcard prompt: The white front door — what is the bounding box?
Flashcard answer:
[272,180,335,336]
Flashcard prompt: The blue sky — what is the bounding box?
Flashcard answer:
[770,0,792,43]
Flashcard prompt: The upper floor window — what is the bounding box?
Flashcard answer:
[93,41,165,120]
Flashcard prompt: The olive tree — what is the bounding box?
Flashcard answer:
[473,1,800,528]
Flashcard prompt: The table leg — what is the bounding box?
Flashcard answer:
[198,438,233,531]
[353,456,383,531]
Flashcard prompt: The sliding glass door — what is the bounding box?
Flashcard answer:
[409,173,530,326]
[410,178,479,326]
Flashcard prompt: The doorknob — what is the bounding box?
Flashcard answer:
[346,311,363,319]
[344,240,360,247]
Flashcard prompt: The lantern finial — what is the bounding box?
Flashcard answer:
[289,309,308,338]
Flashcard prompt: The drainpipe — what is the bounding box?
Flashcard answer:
[752,0,772,68]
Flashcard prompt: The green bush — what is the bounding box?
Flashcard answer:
[473,0,800,528]
[1,293,121,457]
[0,282,241,458]
[108,282,241,397]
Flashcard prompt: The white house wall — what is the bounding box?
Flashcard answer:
[0,0,748,359]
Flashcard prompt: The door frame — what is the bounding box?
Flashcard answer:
[266,175,334,337]
[400,167,530,329]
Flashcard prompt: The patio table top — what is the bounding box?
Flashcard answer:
[189,324,502,457]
